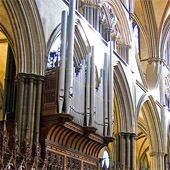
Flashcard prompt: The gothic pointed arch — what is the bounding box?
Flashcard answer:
[99,0,131,46]
[137,94,165,169]
[114,61,135,133]
[1,0,46,75]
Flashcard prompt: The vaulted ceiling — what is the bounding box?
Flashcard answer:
[134,0,170,74]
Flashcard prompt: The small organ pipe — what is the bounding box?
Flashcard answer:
[58,11,68,113]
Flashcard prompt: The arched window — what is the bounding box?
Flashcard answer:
[134,24,140,55]
[46,36,61,69]
[102,150,110,169]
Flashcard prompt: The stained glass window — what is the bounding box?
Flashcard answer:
[134,24,140,54]
[46,37,61,69]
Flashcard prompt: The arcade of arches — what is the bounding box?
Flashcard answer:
[0,0,170,169]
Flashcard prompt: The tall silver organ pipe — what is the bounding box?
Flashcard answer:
[90,46,95,126]
[65,0,76,114]
[104,53,108,135]
[108,41,114,136]
[58,11,68,113]
[86,53,91,126]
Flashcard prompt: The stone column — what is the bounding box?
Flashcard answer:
[113,36,117,52]
[120,133,126,170]
[35,76,44,140]
[96,6,99,31]
[105,27,111,42]
[90,4,93,26]
[150,152,165,170]
[86,0,90,21]
[26,75,35,140]
[116,134,120,169]
[15,73,25,142]
[99,19,103,35]
[83,2,86,18]
[131,133,136,170]
[126,133,131,169]
[126,45,131,64]
[160,61,166,152]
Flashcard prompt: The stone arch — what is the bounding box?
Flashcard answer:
[137,94,164,153]
[159,14,170,60]
[99,0,131,45]
[114,61,135,133]
[1,0,46,75]
[137,94,164,169]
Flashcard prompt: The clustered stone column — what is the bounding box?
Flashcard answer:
[15,73,44,147]
[150,152,165,170]
[115,132,136,170]
[105,26,112,42]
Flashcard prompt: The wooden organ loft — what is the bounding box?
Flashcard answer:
[40,61,114,169]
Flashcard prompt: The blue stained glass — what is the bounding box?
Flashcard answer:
[134,24,139,53]
[47,47,60,69]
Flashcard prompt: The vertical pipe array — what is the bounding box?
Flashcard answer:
[65,0,76,114]
[108,41,113,136]
[58,11,68,113]
[104,53,108,135]
[90,46,95,126]
[86,54,91,126]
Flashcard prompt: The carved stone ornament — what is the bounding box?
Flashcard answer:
[99,8,105,21]
[108,7,117,27]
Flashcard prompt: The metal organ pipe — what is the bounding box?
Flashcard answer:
[90,46,95,126]
[58,11,68,113]
[104,53,108,136]
[108,41,114,136]
[86,54,91,126]
[65,0,76,114]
